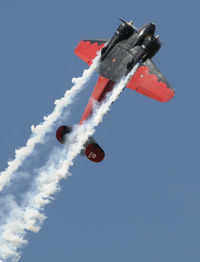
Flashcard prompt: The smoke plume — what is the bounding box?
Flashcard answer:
[0,55,100,192]
[0,64,139,262]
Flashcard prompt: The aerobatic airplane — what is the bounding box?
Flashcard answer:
[56,19,175,162]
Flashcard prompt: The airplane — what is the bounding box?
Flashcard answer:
[56,19,175,163]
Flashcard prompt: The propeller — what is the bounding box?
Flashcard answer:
[119,18,133,26]
[118,19,162,45]
[119,18,139,30]
[155,35,163,46]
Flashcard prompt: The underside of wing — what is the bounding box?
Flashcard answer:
[127,59,175,102]
[74,39,108,66]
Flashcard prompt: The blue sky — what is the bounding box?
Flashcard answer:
[0,0,200,261]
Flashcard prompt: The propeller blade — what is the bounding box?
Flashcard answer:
[119,18,135,28]
[119,18,128,24]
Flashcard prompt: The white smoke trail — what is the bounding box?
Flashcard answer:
[0,55,100,192]
[0,64,139,262]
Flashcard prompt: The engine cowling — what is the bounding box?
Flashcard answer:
[101,22,134,61]
[126,36,161,71]
[116,22,135,40]
[142,36,161,60]
[135,23,156,46]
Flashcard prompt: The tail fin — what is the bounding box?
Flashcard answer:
[56,126,72,144]
[85,142,105,162]
[56,126,105,162]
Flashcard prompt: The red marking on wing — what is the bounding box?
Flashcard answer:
[127,65,175,102]
[74,40,105,66]
[85,143,105,162]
